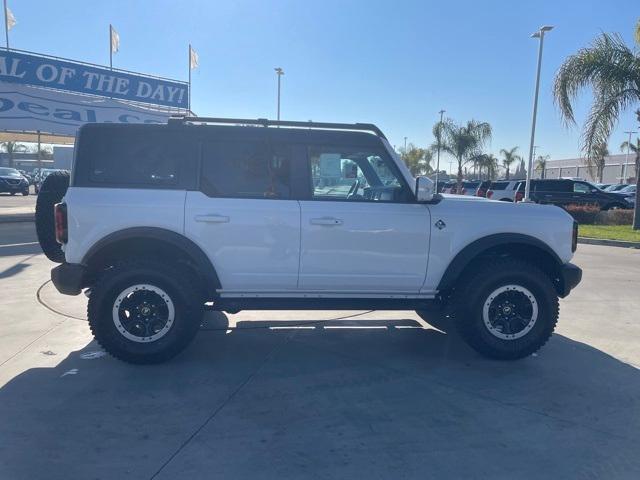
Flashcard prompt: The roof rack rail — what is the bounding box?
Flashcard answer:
[167,116,387,140]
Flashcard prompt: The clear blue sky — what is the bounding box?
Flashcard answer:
[8,0,640,169]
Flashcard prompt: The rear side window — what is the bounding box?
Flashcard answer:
[76,127,197,188]
[490,181,509,190]
[535,180,571,192]
[201,140,291,199]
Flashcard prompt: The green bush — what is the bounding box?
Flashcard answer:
[564,204,600,224]
[595,208,634,225]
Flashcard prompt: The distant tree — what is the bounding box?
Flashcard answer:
[472,153,499,180]
[620,137,639,185]
[535,155,550,179]
[500,147,521,180]
[1,141,28,168]
[589,143,609,183]
[439,118,492,191]
[400,144,433,176]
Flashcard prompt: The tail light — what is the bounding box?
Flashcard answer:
[572,221,578,252]
[486,190,494,199]
[515,191,524,202]
[460,188,466,195]
[54,202,68,244]
[477,189,486,197]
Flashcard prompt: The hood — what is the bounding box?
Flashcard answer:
[440,193,489,202]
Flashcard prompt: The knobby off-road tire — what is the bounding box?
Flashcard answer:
[451,258,559,360]
[35,171,70,263]
[88,260,204,364]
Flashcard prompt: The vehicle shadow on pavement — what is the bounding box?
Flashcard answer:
[1,312,639,479]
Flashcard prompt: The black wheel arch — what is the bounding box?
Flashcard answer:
[82,227,221,298]
[437,233,566,298]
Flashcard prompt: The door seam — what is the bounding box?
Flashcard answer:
[296,200,302,288]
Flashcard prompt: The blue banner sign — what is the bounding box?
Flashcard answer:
[0,50,188,108]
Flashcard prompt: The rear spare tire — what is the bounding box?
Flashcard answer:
[35,171,70,263]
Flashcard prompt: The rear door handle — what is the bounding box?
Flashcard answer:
[310,217,343,226]
[195,214,230,223]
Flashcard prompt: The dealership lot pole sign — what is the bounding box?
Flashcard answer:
[0,50,188,108]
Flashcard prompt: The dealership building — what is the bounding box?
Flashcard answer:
[537,154,637,184]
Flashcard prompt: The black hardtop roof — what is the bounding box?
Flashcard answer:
[79,118,387,148]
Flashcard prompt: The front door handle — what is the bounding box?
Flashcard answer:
[310,217,343,226]
[195,214,230,223]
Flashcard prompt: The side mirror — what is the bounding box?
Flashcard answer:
[415,176,435,202]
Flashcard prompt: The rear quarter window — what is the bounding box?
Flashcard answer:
[74,126,198,189]
[490,182,509,190]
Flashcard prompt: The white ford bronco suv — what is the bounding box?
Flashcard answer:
[36,117,582,364]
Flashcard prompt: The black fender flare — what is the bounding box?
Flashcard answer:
[82,227,221,294]
[437,233,563,293]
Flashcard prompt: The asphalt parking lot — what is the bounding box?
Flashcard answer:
[0,188,37,216]
[1,222,639,479]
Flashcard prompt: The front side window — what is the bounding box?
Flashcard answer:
[201,140,291,199]
[308,146,409,202]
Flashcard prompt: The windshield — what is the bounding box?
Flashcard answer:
[0,167,21,176]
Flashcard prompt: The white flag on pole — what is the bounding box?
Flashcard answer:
[189,46,199,70]
[110,26,120,54]
[6,6,16,30]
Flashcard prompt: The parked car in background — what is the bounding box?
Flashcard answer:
[595,183,613,190]
[475,180,491,197]
[17,169,34,185]
[436,180,453,194]
[35,168,67,194]
[604,184,629,192]
[514,179,630,209]
[617,185,636,208]
[443,180,487,196]
[0,167,29,195]
[486,180,521,202]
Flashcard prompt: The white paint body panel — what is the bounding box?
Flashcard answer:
[184,192,300,291]
[422,196,575,291]
[63,170,575,299]
[63,187,185,265]
[298,201,430,293]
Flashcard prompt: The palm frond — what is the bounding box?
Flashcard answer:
[553,32,640,126]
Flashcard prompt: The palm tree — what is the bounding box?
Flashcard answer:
[590,143,609,183]
[500,147,521,180]
[473,153,499,180]
[620,137,639,173]
[0,141,28,168]
[554,25,640,229]
[535,155,550,179]
[439,119,492,191]
[401,143,433,176]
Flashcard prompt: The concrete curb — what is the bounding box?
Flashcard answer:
[0,213,35,224]
[578,237,640,249]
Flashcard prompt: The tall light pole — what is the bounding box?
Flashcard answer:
[523,25,554,202]
[403,136,408,152]
[435,109,445,190]
[274,67,284,121]
[622,130,636,184]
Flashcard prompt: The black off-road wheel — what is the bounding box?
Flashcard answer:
[35,171,70,263]
[451,258,558,360]
[88,260,204,364]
